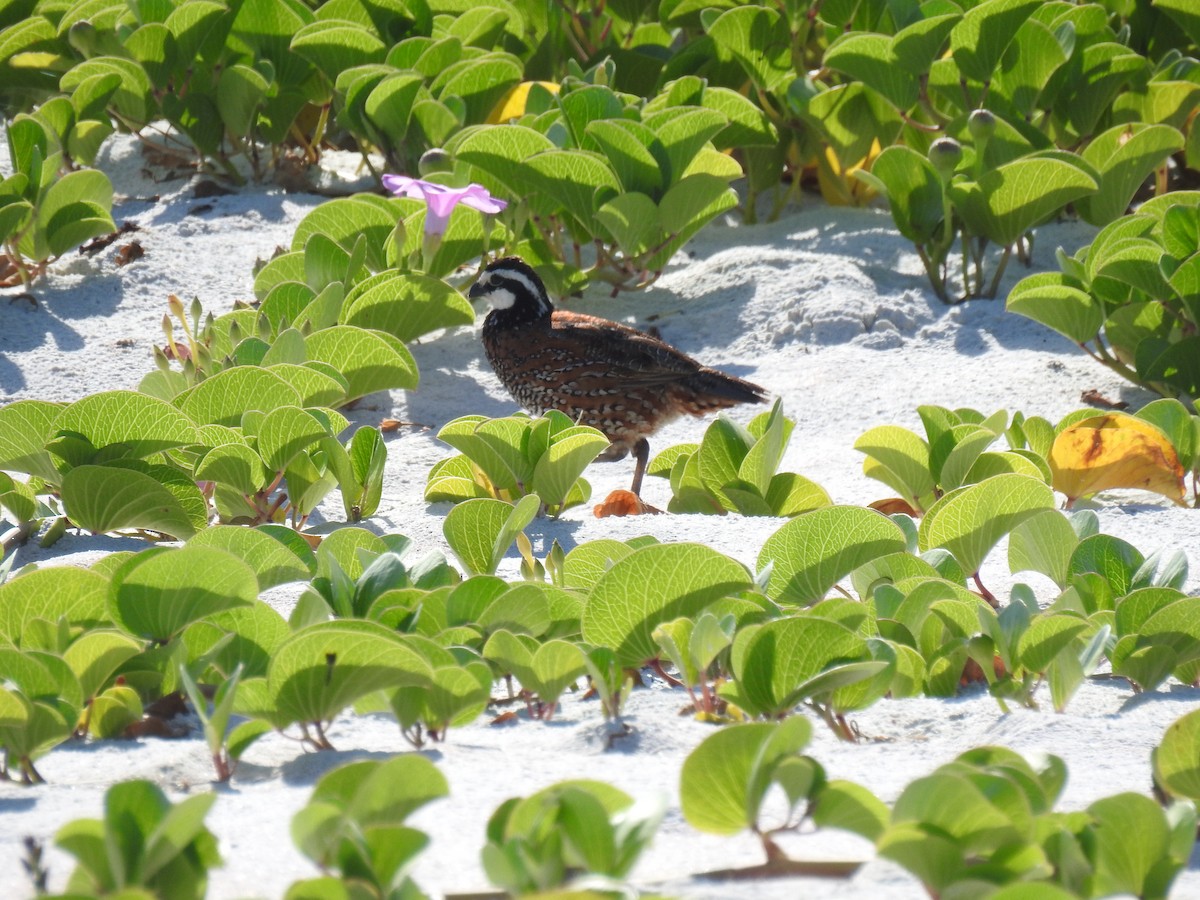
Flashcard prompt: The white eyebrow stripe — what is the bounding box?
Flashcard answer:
[495,268,541,299]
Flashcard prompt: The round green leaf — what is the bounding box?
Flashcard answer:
[304,325,417,401]
[187,525,314,590]
[268,620,432,728]
[0,567,110,641]
[54,390,199,456]
[109,546,259,642]
[758,506,908,605]
[918,474,1054,576]
[176,366,303,427]
[62,465,201,540]
[1157,709,1200,801]
[1006,272,1104,345]
[582,542,752,667]
[341,271,474,343]
[680,718,811,835]
[731,615,872,717]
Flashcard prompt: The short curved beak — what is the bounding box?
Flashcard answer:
[467,281,486,300]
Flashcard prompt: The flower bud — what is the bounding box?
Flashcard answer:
[968,109,996,142]
[418,148,453,176]
[928,137,963,176]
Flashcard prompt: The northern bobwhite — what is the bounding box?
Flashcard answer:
[468,256,768,502]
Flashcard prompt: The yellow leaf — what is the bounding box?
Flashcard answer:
[486,81,560,124]
[1050,412,1186,506]
[818,138,881,206]
[9,52,68,70]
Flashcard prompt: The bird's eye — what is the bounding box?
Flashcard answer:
[488,275,500,287]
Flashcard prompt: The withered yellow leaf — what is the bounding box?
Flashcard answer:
[486,81,560,124]
[1050,412,1185,505]
[818,139,881,206]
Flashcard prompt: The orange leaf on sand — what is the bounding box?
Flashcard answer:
[593,490,661,518]
[1049,412,1186,507]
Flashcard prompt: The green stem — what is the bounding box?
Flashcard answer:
[984,245,1012,299]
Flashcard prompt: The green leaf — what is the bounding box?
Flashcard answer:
[865,146,947,244]
[290,19,385,80]
[586,119,663,196]
[1077,124,1184,226]
[1156,709,1200,801]
[217,64,269,138]
[706,5,793,93]
[1007,509,1081,588]
[918,474,1055,576]
[453,123,555,197]
[305,326,417,401]
[341,272,474,342]
[1007,272,1104,344]
[759,506,908,605]
[63,631,141,700]
[1018,614,1089,673]
[194,443,268,496]
[731,616,879,717]
[187,525,314,590]
[432,54,522,123]
[54,390,199,457]
[652,107,729,186]
[0,566,110,642]
[291,197,400,273]
[949,0,1041,83]
[532,427,609,511]
[109,546,259,642]
[443,495,539,576]
[855,423,935,505]
[950,154,1098,247]
[1058,42,1147,140]
[525,149,622,229]
[679,718,812,834]
[881,775,1015,888]
[824,32,919,111]
[1087,793,1174,897]
[529,639,585,707]
[0,399,62,482]
[34,169,115,259]
[265,620,431,730]
[60,55,151,125]
[1068,533,1143,599]
[1155,0,1200,46]
[595,191,660,259]
[582,543,752,668]
[61,465,200,540]
[649,172,737,268]
[253,406,333,472]
[176,366,303,427]
[811,780,890,842]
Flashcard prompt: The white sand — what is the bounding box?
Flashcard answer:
[1,134,1198,898]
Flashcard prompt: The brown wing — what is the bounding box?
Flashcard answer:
[550,310,706,389]
[550,311,768,406]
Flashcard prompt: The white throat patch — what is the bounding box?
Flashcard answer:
[489,285,517,310]
[479,266,550,314]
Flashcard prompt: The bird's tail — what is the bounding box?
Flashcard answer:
[691,368,770,406]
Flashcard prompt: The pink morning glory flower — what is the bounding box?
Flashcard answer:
[382,174,507,237]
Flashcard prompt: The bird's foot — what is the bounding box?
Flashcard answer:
[593,489,662,518]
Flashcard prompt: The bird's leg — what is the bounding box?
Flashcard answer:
[630,438,650,497]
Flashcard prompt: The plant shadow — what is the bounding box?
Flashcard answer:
[279,743,444,787]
